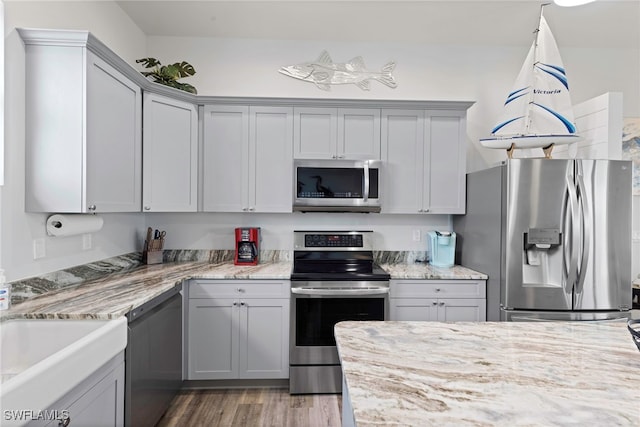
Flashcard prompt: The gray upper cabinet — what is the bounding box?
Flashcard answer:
[202,105,293,212]
[142,93,198,212]
[20,29,142,213]
[293,107,381,159]
[381,109,467,214]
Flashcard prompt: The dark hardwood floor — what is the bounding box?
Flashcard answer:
[156,388,342,427]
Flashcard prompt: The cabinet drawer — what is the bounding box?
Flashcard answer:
[189,280,290,299]
[390,280,486,299]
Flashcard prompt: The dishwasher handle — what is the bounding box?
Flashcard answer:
[127,284,182,323]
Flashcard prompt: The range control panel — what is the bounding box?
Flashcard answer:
[294,231,373,251]
[304,234,363,248]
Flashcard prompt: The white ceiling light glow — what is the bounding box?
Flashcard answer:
[554,0,596,6]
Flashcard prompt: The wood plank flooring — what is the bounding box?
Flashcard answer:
[156,388,342,427]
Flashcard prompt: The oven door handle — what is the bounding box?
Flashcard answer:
[291,288,389,296]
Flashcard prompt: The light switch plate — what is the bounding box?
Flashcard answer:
[33,238,45,259]
[412,229,421,242]
[82,234,92,250]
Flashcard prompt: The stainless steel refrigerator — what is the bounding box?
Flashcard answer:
[453,159,632,321]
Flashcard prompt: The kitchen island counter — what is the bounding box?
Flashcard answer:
[335,320,640,426]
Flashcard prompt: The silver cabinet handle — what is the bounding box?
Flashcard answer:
[435,288,441,292]
[236,288,245,293]
[240,301,246,306]
[233,301,238,306]
[439,302,445,306]
[88,205,96,211]
[144,206,151,211]
[432,301,438,305]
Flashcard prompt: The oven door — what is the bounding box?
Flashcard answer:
[290,282,389,366]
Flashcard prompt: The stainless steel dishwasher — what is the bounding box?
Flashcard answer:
[125,284,183,427]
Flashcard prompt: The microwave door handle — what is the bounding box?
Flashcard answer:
[363,160,370,201]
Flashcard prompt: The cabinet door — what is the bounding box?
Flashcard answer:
[40,355,124,427]
[202,105,249,212]
[143,93,198,212]
[389,298,438,321]
[436,298,486,321]
[381,109,425,213]
[338,108,381,159]
[187,298,239,380]
[86,52,142,212]
[250,106,294,212]
[425,112,466,214]
[293,107,337,159]
[238,298,290,379]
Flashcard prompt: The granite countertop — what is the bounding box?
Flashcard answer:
[380,263,487,280]
[2,250,487,320]
[335,320,640,426]
[2,259,293,320]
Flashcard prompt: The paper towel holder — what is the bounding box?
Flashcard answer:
[46,213,104,237]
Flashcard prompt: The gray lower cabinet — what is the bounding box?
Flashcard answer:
[186,280,290,380]
[389,280,487,321]
[36,353,125,427]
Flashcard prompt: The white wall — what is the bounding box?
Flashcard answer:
[2,1,147,281]
[145,212,450,252]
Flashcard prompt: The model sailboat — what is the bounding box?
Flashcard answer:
[480,5,581,158]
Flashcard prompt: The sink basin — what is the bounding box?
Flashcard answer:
[0,317,127,425]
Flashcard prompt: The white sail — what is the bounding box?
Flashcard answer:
[481,8,581,154]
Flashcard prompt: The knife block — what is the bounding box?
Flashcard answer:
[143,250,163,265]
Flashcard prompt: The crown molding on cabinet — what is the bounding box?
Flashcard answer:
[17,27,475,111]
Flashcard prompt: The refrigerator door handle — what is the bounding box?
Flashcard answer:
[575,173,591,294]
[565,173,580,293]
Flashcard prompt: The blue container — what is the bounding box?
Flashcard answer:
[427,231,456,268]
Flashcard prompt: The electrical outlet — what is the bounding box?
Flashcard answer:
[33,238,45,259]
[82,234,92,250]
[412,229,421,242]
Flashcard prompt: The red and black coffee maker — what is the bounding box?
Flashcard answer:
[234,227,260,265]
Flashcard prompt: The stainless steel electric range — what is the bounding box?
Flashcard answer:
[289,230,390,394]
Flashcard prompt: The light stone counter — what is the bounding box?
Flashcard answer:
[381,263,487,280]
[2,255,292,320]
[3,249,486,321]
[335,320,640,427]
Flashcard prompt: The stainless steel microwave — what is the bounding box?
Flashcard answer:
[293,159,382,212]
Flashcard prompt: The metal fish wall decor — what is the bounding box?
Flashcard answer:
[279,50,397,91]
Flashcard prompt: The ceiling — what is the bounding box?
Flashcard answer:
[115,0,640,48]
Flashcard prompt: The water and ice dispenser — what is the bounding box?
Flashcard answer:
[522,228,563,287]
